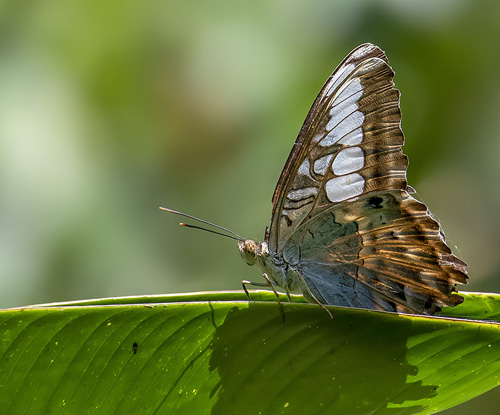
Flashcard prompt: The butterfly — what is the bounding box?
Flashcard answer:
[236,43,468,315]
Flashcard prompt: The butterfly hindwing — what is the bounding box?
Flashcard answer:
[282,190,467,313]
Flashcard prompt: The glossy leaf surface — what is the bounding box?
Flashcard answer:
[0,292,499,414]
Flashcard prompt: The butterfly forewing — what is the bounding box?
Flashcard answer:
[269,44,407,252]
[264,43,467,314]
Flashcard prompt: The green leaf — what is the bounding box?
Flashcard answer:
[0,291,499,414]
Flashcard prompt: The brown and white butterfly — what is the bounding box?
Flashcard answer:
[165,43,468,315]
[238,43,469,315]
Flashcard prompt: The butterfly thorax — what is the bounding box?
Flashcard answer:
[238,240,298,292]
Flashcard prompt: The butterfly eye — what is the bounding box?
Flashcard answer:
[238,240,258,266]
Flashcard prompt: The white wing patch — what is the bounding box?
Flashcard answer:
[320,79,365,148]
[319,109,364,147]
[299,74,367,205]
[298,158,313,180]
[326,110,364,143]
[325,63,355,97]
[287,187,318,201]
[332,147,365,175]
[313,154,334,175]
[326,88,363,131]
[338,127,363,146]
[325,173,365,202]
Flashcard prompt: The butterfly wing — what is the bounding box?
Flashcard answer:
[269,43,406,251]
[267,43,467,313]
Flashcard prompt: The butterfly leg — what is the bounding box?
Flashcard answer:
[241,280,270,300]
[242,275,285,323]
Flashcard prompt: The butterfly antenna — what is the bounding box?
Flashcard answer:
[179,223,242,241]
[159,207,245,241]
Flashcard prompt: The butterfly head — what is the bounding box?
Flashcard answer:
[238,239,269,266]
[238,240,258,265]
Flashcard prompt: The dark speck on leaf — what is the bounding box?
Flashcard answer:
[132,342,138,354]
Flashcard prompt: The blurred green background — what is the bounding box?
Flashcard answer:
[1,0,499,412]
